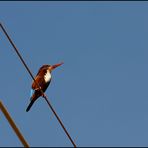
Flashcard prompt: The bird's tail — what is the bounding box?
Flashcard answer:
[26,99,35,112]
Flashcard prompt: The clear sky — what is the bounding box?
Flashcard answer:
[0,1,148,147]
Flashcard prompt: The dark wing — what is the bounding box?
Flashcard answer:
[31,76,46,100]
[32,75,45,90]
[32,75,50,92]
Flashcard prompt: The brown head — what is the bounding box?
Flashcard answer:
[38,62,63,73]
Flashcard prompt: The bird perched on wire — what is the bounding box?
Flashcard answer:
[26,62,63,112]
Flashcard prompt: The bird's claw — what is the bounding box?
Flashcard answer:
[42,93,46,98]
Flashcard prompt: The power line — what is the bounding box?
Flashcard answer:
[0,23,76,147]
[0,100,29,147]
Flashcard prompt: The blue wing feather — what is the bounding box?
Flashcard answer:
[30,89,34,99]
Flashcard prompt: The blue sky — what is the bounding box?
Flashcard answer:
[0,2,148,147]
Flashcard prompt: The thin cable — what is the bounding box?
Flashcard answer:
[0,23,76,147]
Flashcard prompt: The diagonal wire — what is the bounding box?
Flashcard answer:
[0,23,76,147]
[0,100,29,147]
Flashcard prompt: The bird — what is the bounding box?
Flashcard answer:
[26,62,63,112]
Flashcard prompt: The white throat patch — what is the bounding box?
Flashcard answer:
[44,70,51,82]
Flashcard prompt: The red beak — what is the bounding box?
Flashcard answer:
[51,62,64,70]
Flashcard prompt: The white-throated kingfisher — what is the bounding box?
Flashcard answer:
[26,62,63,112]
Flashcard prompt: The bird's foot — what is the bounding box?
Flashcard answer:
[42,93,46,98]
